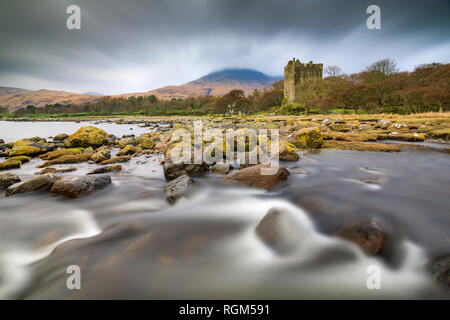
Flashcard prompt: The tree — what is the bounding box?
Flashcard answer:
[325,65,343,77]
[364,58,398,82]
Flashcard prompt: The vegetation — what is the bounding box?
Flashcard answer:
[1,60,448,118]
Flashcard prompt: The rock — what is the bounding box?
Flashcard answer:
[137,138,155,150]
[211,162,233,174]
[87,164,122,175]
[333,117,345,124]
[222,163,289,190]
[116,145,137,156]
[329,123,351,132]
[38,167,77,175]
[165,174,194,203]
[333,220,387,255]
[278,141,299,161]
[8,156,30,164]
[5,173,60,196]
[116,137,137,148]
[8,138,53,157]
[91,149,111,163]
[39,148,84,160]
[38,153,92,168]
[427,255,450,290]
[0,173,21,189]
[65,126,109,148]
[255,208,302,254]
[50,175,111,198]
[83,146,94,154]
[321,118,332,126]
[53,133,68,141]
[0,158,22,170]
[163,161,209,181]
[100,155,130,165]
[287,127,323,148]
[378,119,392,129]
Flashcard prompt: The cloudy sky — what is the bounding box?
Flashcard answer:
[0,0,449,94]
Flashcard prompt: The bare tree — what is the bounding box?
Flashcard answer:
[366,58,398,77]
[325,65,343,77]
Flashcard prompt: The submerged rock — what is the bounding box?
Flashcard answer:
[50,175,111,198]
[5,173,60,196]
[333,220,387,256]
[38,167,77,175]
[165,174,194,203]
[87,164,122,175]
[222,163,289,190]
[287,127,323,148]
[65,126,109,148]
[255,208,302,254]
[0,173,21,189]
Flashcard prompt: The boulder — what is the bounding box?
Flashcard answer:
[50,175,111,198]
[0,158,22,170]
[222,163,289,190]
[0,173,21,189]
[333,220,387,255]
[8,156,30,164]
[87,164,122,175]
[163,161,209,181]
[91,149,111,163]
[287,127,323,148]
[165,174,194,203]
[278,141,299,161]
[116,145,137,156]
[65,126,109,148]
[8,138,53,157]
[5,173,60,196]
[53,133,68,141]
[211,162,233,174]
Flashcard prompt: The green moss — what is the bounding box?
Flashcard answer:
[65,126,109,147]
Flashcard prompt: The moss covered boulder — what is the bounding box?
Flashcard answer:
[38,153,92,168]
[65,126,109,148]
[116,145,137,156]
[287,127,323,148]
[9,138,52,157]
[278,141,299,162]
[100,155,131,165]
[0,158,22,170]
[39,148,84,160]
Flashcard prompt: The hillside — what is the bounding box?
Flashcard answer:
[119,69,282,100]
[0,69,281,111]
[0,87,101,111]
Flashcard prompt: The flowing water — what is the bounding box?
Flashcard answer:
[0,121,449,299]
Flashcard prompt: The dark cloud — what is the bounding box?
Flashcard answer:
[0,0,449,94]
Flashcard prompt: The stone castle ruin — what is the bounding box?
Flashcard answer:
[284,58,323,103]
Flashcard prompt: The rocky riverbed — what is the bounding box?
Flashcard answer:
[0,114,449,299]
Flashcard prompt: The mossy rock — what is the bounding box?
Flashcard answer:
[117,145,137,156]
[9,156,30,164]
[38,153,93,168]
[39,148,84,160]
[100,156,131,165]
[137,138,155,150]
[8,145,43,157]
[330,124,351,132]
[278,141,299,162]
[287,127,323,148]
[65,126,109,148]
[0,158,22,170]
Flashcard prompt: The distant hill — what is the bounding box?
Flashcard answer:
[0,87,101,111]
[0,69,282,110]
[118,69,282,99]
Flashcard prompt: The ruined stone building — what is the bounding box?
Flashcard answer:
[284,58,323,103]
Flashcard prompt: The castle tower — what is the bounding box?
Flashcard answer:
[284,58,323,103]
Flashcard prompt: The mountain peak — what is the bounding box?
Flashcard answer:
[192,68,281,85]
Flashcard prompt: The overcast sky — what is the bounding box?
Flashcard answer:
[0,0,449,94]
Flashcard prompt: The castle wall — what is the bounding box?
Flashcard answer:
[284,59,323,103]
